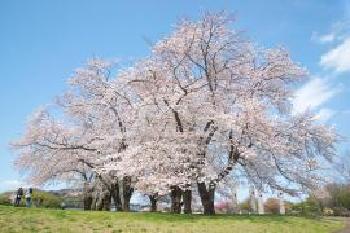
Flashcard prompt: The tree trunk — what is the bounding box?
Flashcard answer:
[103,191,111,211]
[183,189,192,214]
[122,176,134,211]
[83,182,93,211]
[90,191,97,210]
[149,194,158,212]
[97,198,104,211]
[95,191,102,211]
[197,182,215,215]
[110,181,122,211]
[170,185,182,214]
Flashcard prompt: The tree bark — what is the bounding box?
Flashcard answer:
[97,197,104,211]
[83,182,93,211]
[110,181,122,211]
[122,176,134,211]
[183,189,192,214]
[90,191,97,210]
[149,194,158,212]
[103,191,111,211]
[197,182,215,215]
[170,185,182,214]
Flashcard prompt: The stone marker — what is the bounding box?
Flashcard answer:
[249,186,257,214]
[278,191,285,215]
[257,191,264,215]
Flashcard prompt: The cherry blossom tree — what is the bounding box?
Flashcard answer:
[12,107,99,210]
[57,58,138,211]
[12,12,338,216]
[112,12,338,214]
[12,59,136,211]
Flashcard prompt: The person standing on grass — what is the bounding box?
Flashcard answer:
[25,188,32,207]
[60,201,66,210]
[15,187,23,207]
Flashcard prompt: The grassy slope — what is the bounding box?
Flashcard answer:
[0,205,345,233]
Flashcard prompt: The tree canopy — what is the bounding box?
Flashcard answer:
[12,12,338,215]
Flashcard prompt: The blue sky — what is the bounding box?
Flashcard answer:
[0,0,350,193]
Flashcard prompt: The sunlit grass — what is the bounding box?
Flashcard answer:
[0,205,345,233]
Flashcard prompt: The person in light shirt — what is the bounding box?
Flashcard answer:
[25,188,32,207]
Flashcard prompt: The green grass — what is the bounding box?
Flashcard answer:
[0,205,345,233]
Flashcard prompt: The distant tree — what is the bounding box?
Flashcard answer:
[31,190,63,208]
[291,197,321,216]
[312,183,350,211]
[264,198,280,214]
[264,198,291,214]
[0,193,14,206]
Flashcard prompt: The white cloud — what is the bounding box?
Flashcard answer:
[312,32,335,44]
[3,179,21,186]
[319,33,335,43]
[311,19,349,44]
[0,179,23,192]
[315,108,336,122]
[313,18,350,72]
[320,38,350,72]
[292,77,340,114]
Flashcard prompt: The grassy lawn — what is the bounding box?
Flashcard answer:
[0,205,345,233]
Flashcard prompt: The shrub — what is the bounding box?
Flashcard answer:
[291,198,321,218]
[0,193,14,206]
[31,190,63,208]
[332,207,350,217]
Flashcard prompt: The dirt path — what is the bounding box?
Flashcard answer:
[334,217,350,233]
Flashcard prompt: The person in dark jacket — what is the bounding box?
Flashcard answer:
[15,187,23,207]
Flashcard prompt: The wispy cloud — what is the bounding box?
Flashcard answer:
[311,19,349,44]
[319,33,335,43]
[315,108,336,122]
[0,179,23,192]
[308,7,349,121]
[292,77,341,114]
[311,32,335,44]
[314,17,350,73]
[320,38,350,73]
